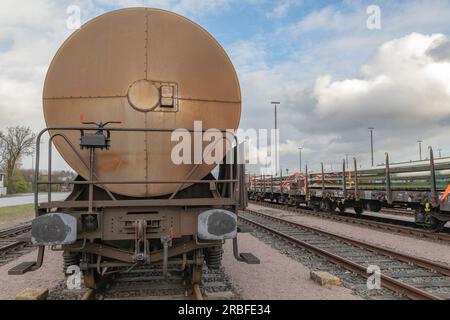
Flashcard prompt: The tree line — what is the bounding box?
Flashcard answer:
[0,126,75,194]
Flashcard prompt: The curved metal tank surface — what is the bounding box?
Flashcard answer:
[43,8,241,197]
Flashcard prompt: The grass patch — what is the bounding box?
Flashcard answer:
[0,204,34,224]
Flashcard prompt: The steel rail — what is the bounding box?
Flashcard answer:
[381,208,414,217]
[81,288,95,300]
[192,284,203,300]
[0,223,34,268]
[246,209,450,276]
[249,201,450,242]
[89,283,204,301]
[79,268,205,300]
[0,241,25,254]
[0,223,32,239]
[241,209,449,300]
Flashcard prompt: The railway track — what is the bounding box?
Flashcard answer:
[0,222,32,239]
[249,201,450,242]
[240,208,450,300]
[79,265,235,300]
[0,222,34,267]
[381,208,414,217]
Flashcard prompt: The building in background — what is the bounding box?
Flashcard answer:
[0,171,6,196]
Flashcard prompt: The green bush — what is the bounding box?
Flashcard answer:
[38,175,59,192]
[6,169,31,194]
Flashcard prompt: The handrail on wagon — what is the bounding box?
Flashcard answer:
[34,126,241,217]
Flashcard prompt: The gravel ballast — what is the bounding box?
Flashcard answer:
[222,233,361,300]
[248,203,450,265]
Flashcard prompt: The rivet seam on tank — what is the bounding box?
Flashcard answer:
[144,9,150,196]
[126,11,179,114]
[145,10,149,80]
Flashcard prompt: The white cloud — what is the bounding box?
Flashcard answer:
[232,0,450,172]
[279,139,311,156]
[235,31,450,173]
[293,6,338,32]
[313,33,450,123]
[266,0,302,19]
[427,36,450,62]
[229,38,268,72]
[0,1,70,132]
[79,0,236,18]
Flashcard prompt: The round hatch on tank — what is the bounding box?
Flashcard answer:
[127,79,160,112]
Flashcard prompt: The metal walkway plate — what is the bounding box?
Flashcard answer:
[8,261,36,275]
[240,252,260,264]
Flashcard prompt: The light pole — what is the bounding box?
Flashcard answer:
[438,148,442,158]
[345,154,349,170]
[298,147,302,173]
[368,127,375,167]
[271,101,280,176]
[417,140,423,160]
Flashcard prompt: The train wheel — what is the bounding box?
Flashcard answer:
[83,269,100,289]
[354,206,363,215]
[320,199,334,213]
[311,204,318,211]
[82,253,100,289]
[424,216,447,232]
[338,204,346,213]
[191,264,203,285]
[329,202,337,213]
[367,201,382,213]
[319,200,326,211]
[190,249,204,285]
[309,201,320,211]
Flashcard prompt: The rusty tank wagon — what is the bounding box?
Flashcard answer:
[9,8,258,288]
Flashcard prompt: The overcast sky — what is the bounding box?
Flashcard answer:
[2,0,450,173]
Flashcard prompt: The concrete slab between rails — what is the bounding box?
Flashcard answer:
[310,271,341,287]
[16,287,49,300]
[203,291,235,300]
